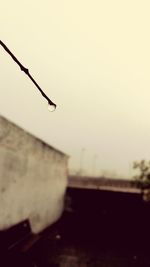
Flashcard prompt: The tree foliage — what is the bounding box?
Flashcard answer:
[133,160,150,189]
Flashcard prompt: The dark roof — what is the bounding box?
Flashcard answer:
[68,175,141,193]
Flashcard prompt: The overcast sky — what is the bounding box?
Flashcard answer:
[1,0,150,178]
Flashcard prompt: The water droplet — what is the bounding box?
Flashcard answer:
[48,103,56,112]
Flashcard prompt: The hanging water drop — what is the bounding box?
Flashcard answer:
[48,103,56,112]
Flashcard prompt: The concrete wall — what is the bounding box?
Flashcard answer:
[0,115,68,233]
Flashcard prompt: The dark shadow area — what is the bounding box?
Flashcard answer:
[26,188,150,266]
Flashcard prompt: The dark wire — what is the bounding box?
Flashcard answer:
[0,40,56,108]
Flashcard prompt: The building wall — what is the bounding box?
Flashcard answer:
[0,116,68,233]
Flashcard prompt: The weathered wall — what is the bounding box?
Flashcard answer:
[0,115,68,233]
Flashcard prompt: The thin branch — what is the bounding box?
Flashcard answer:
[0,40,56,108]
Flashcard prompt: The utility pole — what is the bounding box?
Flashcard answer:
[92,154,98,177]
[79,148,86,176]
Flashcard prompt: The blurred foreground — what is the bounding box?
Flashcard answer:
[4,187,150,267]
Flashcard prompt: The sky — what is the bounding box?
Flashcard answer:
[1,0,150,178]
